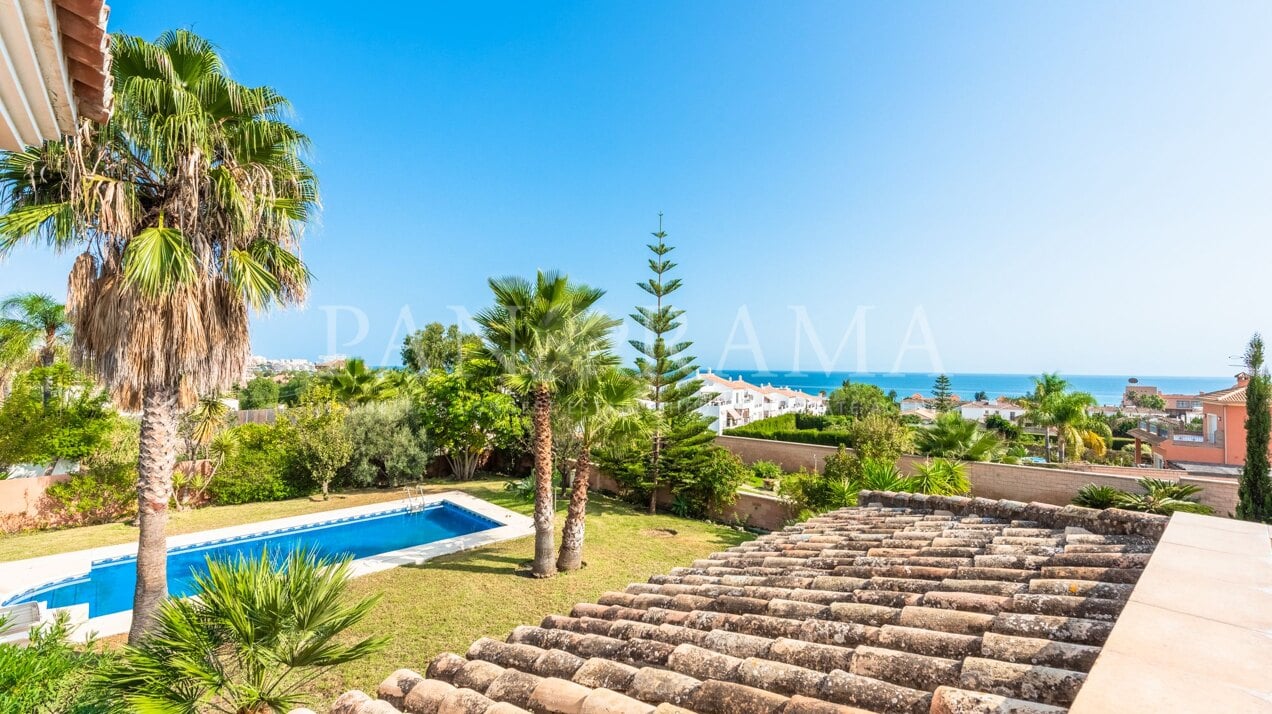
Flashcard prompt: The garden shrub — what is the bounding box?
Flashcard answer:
[41,416,140,527]
[670,447,748,518]
[751,460,784,483]
[42,466,136,527]
[0,612,113,714]
[341,400,431,487]
[209,423,298,504]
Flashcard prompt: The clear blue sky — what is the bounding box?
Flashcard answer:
[4,1,1270,376]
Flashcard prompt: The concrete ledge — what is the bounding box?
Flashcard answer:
[1070,512,1272,712]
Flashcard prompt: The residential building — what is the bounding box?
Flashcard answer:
[1130,373,1265,476]
[959,397,1027,422]
[696,370,825,433]
[0,0,111,150]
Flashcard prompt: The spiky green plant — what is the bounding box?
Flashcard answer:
[1072,483,1122,509]
[908,458,972,496]
[98,549,386,714]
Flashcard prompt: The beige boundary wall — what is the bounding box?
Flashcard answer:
[716,435,1240,516]
[585,465,793,532]
[0,474,72,518]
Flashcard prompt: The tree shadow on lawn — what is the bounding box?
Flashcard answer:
[409,552,530,576]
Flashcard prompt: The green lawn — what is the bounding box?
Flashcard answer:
[0,478,754,708]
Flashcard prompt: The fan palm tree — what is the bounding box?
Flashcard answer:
[914,411,1003,461]
[99,549,386,713]
[0,293,70,402]
[0,31,317,642]
[556,365,644,571]
[475,271,620,578]
[318,358,397,403]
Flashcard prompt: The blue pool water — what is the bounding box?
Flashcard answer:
[5,501,499,618]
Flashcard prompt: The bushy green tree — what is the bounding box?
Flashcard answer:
[845,413,912,462]
[208,423,297,505]
[401,322,481,373]
[342,400,431,487]
[0,364,113,471]
[413,367,523,480]
[238,376,280,410]
[629,216,714,514]
[277,372,313,406]
[1238,334,1272,522]
[826,379,898,419]
[285,399,353,500]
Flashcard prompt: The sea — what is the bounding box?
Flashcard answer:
[723,371,1234,407]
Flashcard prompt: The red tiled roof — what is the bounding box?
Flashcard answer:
[318,494,1165,714]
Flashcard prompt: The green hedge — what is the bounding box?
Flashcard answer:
[725,425,854,448]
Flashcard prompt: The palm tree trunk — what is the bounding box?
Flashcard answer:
[128,384,179,644]
[531,385,556,578]
[1043,428,1052,462]
[558,444,592,571]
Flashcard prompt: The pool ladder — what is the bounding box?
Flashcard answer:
[403,485,426,513]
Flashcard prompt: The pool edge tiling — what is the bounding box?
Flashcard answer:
[0,490,534,639]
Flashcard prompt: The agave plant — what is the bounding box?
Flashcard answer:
[98,549,386,713]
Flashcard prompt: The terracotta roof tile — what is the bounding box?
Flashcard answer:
[308,493,1167,714]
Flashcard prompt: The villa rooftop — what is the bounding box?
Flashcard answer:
[314,494,1195,714]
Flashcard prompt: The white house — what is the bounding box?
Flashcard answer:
[696,371,825,433]
[959,398,1027,422]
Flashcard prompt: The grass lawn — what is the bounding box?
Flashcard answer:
[0,477,754,708]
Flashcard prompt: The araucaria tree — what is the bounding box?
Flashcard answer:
[0,31,317,642]
[477,271,620,578]
[630,216,713,513]
[931,374,954,412]
[1237,334,1272,522]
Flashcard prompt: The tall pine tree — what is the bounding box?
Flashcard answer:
[1237,334,1272,522]
[630,215,713,514]
[932,374,955,412]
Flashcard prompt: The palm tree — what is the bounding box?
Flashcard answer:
[556,366,643,571]
[0,293,70,402]
[318,358,397,404]
[1025,372,1069,460]
[100,549,386,713]
[0,31,317,643]
[475,271,620,578]
[914,411,1003,461]
[1048,391,1098,462]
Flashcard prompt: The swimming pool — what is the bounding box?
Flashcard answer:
[0,493,533,633]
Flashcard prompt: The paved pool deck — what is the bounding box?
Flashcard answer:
[0,490,534,640]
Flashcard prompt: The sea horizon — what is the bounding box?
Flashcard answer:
[712,369,1237,407]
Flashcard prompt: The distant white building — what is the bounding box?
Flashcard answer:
[247,355,317,377]
[696,371,825,433]
[959,398,1027,422]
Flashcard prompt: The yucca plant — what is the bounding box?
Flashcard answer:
[98,549,386,714]
[1072,483,1123,509]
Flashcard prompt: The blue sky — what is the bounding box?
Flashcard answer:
[4,1,1270,376]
